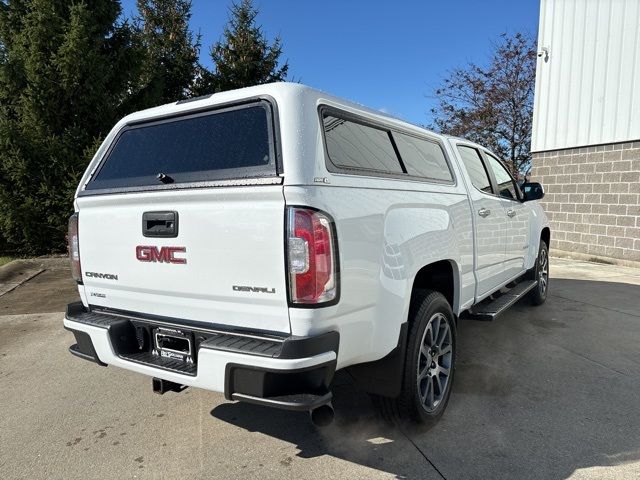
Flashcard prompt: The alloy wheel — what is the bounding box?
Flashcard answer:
[417,312,453,412]
[539,247,548,295]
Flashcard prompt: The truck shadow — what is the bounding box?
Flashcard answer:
[211,378,431,478]
[211,278,640,479]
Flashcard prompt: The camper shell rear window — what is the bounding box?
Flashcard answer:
[85,100,277,192]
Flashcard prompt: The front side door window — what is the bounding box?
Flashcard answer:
[484,154,521,200]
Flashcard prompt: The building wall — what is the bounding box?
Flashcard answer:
[531,141,640,263]
[532,0,640,152]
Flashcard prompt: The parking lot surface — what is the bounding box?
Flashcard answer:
[1,257,639,479]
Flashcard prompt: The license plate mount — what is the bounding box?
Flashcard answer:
[153,327,195,364]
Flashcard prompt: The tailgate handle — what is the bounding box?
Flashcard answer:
[143,211,178,238]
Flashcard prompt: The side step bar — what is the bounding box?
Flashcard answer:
[462,280,538,321]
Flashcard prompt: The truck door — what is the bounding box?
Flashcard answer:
[483,153,530,281]
[455,145,509,297]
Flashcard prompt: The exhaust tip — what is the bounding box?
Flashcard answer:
[310,403,334,427]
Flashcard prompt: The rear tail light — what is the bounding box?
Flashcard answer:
[68,213,82,283]
[287,207,338,305]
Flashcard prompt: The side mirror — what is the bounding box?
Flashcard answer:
[522,182,545,201]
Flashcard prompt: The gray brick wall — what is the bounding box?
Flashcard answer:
[531,141,640,263]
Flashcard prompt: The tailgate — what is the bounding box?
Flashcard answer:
[74,98,290,334]
[77,186,290,334]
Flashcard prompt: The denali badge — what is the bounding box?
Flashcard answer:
[233,285,276,294]
[136,246,186,264]
[85,271,118,280]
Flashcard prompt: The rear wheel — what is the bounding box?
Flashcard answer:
[528,240,549,306]
[372,289,456,428]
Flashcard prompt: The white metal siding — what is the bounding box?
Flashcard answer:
[532,0,640,152]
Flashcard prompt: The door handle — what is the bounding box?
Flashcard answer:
[478,208,491,218]
[507,209,516,218]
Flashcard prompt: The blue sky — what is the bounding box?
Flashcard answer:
[121,0,540,126]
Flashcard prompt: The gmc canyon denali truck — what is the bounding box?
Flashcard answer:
[64,83,549,427]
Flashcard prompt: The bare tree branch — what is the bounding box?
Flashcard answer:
[429,32,536,176]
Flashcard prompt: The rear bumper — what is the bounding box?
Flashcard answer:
[64,302,338,410]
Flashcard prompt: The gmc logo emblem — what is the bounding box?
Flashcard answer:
[136,246,186,264]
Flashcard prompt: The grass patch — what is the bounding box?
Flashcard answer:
[587,256,615,265]
[0,256,14,267]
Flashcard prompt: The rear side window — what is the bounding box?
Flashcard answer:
[392,133,453,181]
[321,109,454,183]
[322,115,403,173]
[87,102,275,190]
[457,145,492,194]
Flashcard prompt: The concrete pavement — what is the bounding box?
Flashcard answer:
[1,257,639,479]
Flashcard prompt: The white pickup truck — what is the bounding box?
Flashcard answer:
[64,83,549,427]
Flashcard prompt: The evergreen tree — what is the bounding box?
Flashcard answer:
[200,0,288,93]
[132,0,200,107]
[0,0,137,254]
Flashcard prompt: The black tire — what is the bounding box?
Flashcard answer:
[528,240,549,306]
[372,289,456,428]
